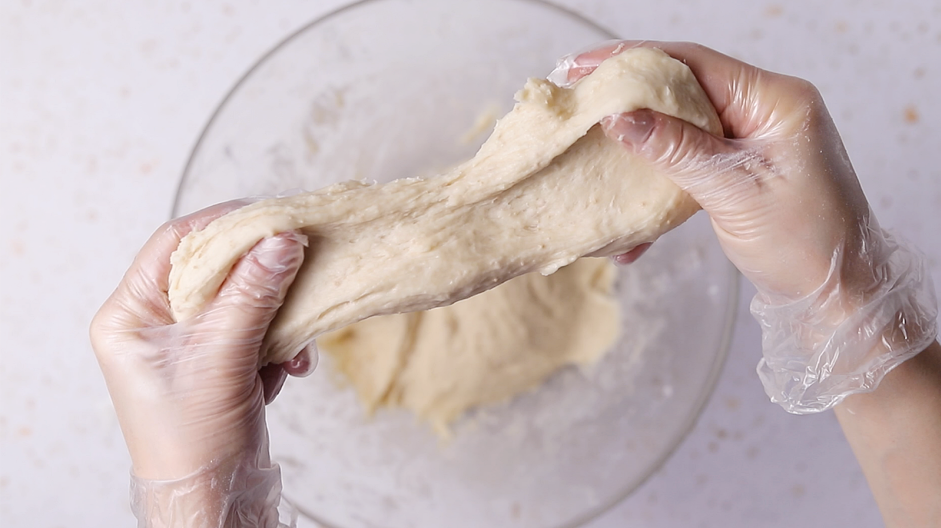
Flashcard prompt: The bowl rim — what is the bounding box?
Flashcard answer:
[171,0,740,526]
[171,0,620,217]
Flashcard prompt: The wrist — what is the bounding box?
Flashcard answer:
[130,449,287,528]
[752,226,938,413]
[128,383,269,481]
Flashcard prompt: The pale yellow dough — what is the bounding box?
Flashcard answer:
[318,258,620,435]
[168,47,722,365]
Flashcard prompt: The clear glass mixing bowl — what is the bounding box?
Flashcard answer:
[172,1,738,527]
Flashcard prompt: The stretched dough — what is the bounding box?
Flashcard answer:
[318,258,620,435]
[168,47,722,365]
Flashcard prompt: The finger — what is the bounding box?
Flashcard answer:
[547,39,633,87]
[558,40,779,138]
[282,342,319,378]
[612,41,810,139]
[99,199,254,327]
[200,231,307,345]
[567,41,651,84]
[260,342,318,405]
[619,41,767,138]
[612,242,653,265]
[134,201,252,296]
[260,363,288,405]
[602,109,765,216]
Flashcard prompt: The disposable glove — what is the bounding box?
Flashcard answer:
[91,201,314,527]
[552,41,938,413]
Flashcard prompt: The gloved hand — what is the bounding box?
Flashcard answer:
[552,41,938,412]
[90,201,314,527]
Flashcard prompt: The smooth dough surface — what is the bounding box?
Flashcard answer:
[318,258,619,435]
[168,47,722,365]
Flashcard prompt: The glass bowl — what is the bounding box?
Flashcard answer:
[172,1,738,527]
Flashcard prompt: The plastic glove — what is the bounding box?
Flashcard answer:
[90,201,314,527]
[552,41,938,413]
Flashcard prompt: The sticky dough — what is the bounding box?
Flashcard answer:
[318,258,620,435]
[168,47,722,365]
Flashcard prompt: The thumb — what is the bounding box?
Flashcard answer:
[199,231,307,346]
[601,109,764,217]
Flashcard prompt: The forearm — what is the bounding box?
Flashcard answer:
[834,340,941,528]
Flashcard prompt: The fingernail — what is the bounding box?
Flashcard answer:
[602,110,655,150]
[285,342,318,377]
[548,40,625,87]
[547,53,578,87]
[612,242,653,265]
[255,232,306,270]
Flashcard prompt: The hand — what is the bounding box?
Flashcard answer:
[554,40,936,405]
[554,41,939,527]
[90,201,312,525]
[556,41,871,301]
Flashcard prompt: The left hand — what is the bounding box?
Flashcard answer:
[90,201,313,481]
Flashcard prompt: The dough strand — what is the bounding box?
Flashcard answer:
[168,47,722,365]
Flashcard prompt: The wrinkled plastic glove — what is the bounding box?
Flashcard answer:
[552,41,938,413]
[90,201,315,527]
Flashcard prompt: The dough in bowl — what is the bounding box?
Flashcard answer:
[318,257,620,435]
[167,47,722,365]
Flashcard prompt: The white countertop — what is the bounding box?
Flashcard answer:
[2,1,938,526]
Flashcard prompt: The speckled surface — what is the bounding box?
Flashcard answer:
[1,1,938,527]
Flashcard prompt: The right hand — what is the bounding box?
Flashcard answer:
[556,44,940,528]
[555,41,874,303]
[559,41,937,420]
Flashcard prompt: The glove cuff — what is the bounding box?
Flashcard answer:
[752,224,938,414]
[129,455,296,528]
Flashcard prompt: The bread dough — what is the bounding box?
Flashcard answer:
[318,258,619,435]
[168,47,722,365]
